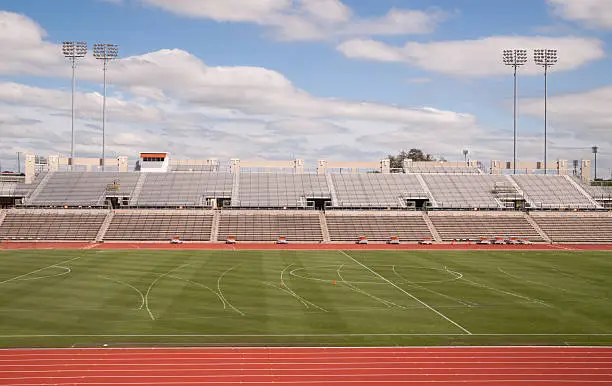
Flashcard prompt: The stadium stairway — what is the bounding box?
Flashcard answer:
[25,172,54,204]
[524,213,552,243]
[319,211,331,242]
[210,210,220,242]
[564,175,603,209]
[326,173,339,207]
[505,175,536,208]
[128,174,148,206]
[422,212,443,243]
[415,174,438,207]
[95,211,115,242]
[0,209,6,228]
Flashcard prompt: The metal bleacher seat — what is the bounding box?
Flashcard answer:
[218,210,323,241]
[233,173,330,208]
[531,213,612,243]
[0,210,106,241]
[325,212,432,242]
[134,173,233,207]
[511,175,597,209]
[29,172,140,207]
[428,212,543,241]
[104,210,213,241]
[331,173,426,208]
[423,174,507,209]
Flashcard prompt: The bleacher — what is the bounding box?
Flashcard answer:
[104,211,213,241]
[234,173,329,208]
[0,210,106,241]
[531,213,612,243]
[428,212,543,241]
[331,174,427,208]
[511,175,598,209]
[28,172,140,207]
[423,175,509,209]
[218,211,323,242]
[133,173,232,207]
[326,212,431,242]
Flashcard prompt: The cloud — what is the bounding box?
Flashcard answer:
[406,78,432,84]
[139,0,446,41]
[337,35,605,77]
[547,0,612,29]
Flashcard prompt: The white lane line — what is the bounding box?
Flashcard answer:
[217,265,245,316]
[340,251,472,335]
[98,275,145,310]
[0,256,82,286]
[145,264,191,320]
[17,266,71,281]
[6,380,612,385]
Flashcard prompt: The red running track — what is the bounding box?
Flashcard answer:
[0,346,611,385]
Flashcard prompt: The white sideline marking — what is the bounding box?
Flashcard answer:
[0,256,82,286]
[339,251,472,335]
[217,265,245,316]
[145,264,190,320]
[98,275,145,310]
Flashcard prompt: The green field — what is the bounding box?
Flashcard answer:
[1,249,611,348]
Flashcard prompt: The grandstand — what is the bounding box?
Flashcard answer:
[0,154,610,244]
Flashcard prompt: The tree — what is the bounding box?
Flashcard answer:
[388,148,435,170]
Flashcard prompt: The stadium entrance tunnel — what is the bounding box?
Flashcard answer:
[308,198,331,210]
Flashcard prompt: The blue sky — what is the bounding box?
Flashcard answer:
[0,0,610,175]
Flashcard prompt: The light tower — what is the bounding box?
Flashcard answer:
[503,49,527,175]
[62,41,88,165]
[534,49,558,175]
[463,149,469,165]
[592,146,599,180]
[93,43,119,171]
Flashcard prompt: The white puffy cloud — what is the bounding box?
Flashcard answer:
[337,36,605,77]
[139,0,446,41]
[548,0,612,29]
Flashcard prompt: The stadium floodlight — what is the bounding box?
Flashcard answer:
[463,149,469,165]
[534,49,558,175]
[592,146,599,180]
[503,49,528,175]
[93,43,119,171]
[62,41,88,166]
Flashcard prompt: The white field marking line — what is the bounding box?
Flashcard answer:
[168,275,226,309]
[336,264,401,309]
[280,264,310,309]
[280,264,328,312]
[260,281,310,310]
[17,266,71,281]
[444,266,552,308]
[98,275,145,310]
[145,263,191,321]
[340,251,472,335]
[392,265,474,307]
[0,256,82,286]
[2,333,612,338]
[217,264,245,316]
[496,268,594,298]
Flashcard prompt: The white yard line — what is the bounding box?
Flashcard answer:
[217,265,245,316]
[339,251,472,335]
[392,266,474,307]
[98,275,145,310]
[0,256,82,286]
[145,264,191,321]
[336,264,401,309]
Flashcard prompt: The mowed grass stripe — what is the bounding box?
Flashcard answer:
[0,250,611,347]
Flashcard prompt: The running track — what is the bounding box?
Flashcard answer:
[0,347,611,385]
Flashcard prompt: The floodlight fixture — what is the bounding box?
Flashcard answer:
[62,41,88,165]
[592,146,599,180]
[534,49,558,174]
[93,43,119,171]
[502,49,527,174]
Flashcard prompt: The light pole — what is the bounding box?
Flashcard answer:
[534,49,558,175]
[62,41,88,167]
[463,149,469,165]
[592,146,598,181]
[503,49,527,175]
[93,43,119,171]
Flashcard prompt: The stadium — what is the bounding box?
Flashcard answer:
[2,0,612,384]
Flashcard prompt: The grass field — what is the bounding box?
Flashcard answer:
[0,249,611,348]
